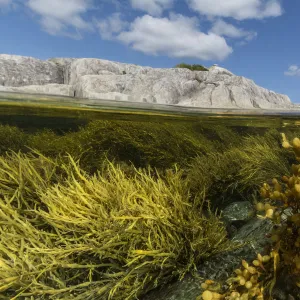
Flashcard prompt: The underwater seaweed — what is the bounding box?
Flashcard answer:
[0,152,236,299]
[199,133,300,300]
[1,116,299,299]
[26,120,216,173]
[187,129,292,211]
[0,125,27,155]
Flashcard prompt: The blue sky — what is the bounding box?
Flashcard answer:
[0,0,299,103]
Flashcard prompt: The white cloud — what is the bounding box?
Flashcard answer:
[210,19,257,41]
[27,0,93,38]
[130,0,174,16]
[0,0,277,62]
[284,65,300,77]
[186,0,283,20]
[118,14,232,61]
[96,13,128,40]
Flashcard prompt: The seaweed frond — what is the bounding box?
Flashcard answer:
[0,152,235,299]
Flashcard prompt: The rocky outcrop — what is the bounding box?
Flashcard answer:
[0,54,63,86]
[0,54,294,109]
[48,58,77,85]
[0,83,74,97]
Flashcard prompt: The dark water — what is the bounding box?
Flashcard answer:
[1,95,299,131]
[1,93,300,300]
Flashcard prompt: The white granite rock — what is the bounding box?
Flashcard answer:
[0,54,294,109]
[0,84,74,97]
[0,54,63,86]
[74,65,292,108]
[48,58,77,84]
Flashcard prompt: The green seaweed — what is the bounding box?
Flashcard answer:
[23,120,218,172]
[0,124,27,155]
[187,129,292,210]
[0,152,237,299]
[199,133,300,300]
[1,108,300,299]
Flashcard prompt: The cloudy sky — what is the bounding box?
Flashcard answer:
[0,0,299,103]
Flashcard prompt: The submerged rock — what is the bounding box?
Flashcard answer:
[142,216,273,300]
[143,201,298,300]
[222,201,255,224]
[221,201,256,237]
[0,54,295,109]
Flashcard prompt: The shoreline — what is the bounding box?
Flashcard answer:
[0,90,300,117]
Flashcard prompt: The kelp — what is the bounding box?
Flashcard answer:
[0,152,236,299]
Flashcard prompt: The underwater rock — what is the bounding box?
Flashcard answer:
[142,216,273,300]
[222,201,255,223]
[221,201,256,236]
[0,54,294,109]
[143,212,298,299]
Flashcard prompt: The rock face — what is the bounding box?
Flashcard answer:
[0,54,63,86]
[0,54,294,109]
[0,84,74,97]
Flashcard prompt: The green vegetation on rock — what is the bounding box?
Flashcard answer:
[175,63,209,72]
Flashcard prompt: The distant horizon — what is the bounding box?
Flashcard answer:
[0,1,299,103]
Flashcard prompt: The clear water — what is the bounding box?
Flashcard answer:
[1,92,300,300]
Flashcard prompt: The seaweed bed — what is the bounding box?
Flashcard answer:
[0,105,300,299]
